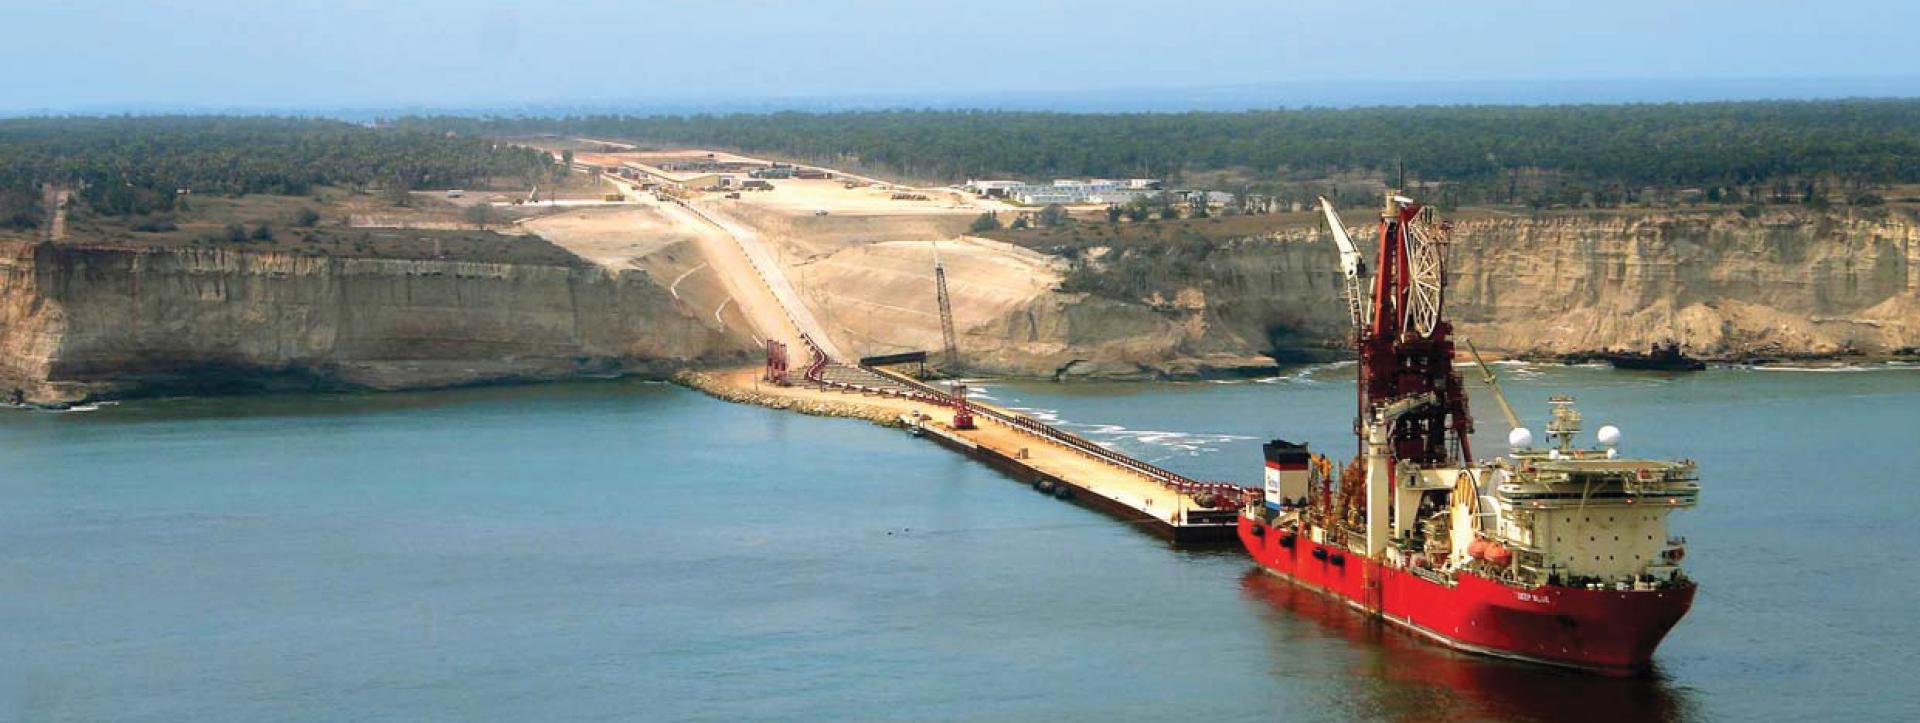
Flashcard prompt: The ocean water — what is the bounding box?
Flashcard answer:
[2,365,1915,721]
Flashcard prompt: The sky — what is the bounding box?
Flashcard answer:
[3,0,1918,114]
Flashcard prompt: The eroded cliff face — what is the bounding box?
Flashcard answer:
[0,241,744,401]
[1448,212,1920,356]
[1014,210,1920,376]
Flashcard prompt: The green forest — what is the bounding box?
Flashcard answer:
[0,116,553,229]
[401,99,1920,208]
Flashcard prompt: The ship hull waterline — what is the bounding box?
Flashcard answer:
[1239,516,1694,675]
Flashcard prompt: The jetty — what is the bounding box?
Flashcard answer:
[689,338,1253,544]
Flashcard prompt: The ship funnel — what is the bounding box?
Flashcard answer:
[1597,425,1622,447]
[1508,427,1534,448]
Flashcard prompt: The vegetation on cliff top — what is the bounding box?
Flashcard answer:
[0,117,555,226]
[402,99,1920,208]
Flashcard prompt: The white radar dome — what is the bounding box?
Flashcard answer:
[1508,427,1534,448]
[1597,425,1622,447]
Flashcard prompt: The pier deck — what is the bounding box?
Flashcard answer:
[708,365,1250,543]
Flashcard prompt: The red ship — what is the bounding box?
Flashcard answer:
[1239,193,1701,674]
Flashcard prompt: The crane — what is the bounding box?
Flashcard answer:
[1317,196,1369,336]
[933,242,960,371]
[1464,340,1522,433]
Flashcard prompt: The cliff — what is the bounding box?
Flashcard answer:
[986,209,1920,376]
[0,241,744,401]
[7,208,1916,400]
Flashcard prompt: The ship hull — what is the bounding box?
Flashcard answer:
[1605,356,1706,371]
[1238,516,1694,675]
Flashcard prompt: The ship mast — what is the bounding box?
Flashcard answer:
[1318,192,1476,557]
[1353,192,1473,467]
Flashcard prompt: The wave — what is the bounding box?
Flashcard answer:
[1254,360,1356,385]
[33,403,103,413]
[1749,364,1907,373]
[1005,406,1063,425]
[1071,422,1256,457]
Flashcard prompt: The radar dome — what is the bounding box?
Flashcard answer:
[1597,425,1622,447]
[1507,427,1534,448]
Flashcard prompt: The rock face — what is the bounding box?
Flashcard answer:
[998,209,1920,376]
[0,241,743,401]
[1448,212,1920,357]
[5,209,1915,399]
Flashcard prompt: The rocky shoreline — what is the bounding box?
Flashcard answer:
[671,370,908,427]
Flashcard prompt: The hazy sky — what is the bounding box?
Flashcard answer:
[5,0,1918,113]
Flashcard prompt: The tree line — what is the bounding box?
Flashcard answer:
[397,99,1920,208]
[0,116,553,228]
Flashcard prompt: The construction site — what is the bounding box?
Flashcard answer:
[501,139,1258,542]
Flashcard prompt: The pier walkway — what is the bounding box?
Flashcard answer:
[712,348,1255,543]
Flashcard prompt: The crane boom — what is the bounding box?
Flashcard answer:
[1318,196,1370,333]
[1318,196,1363,279]
[933,243,959,370]
[1465,339,1523,432]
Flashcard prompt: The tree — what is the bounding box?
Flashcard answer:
[251,223,274,242]
[382,178,412,207]
[224,223,247,243]
[968,212,1000,233]
[293,207,321,227]
[463,203,499,230]
[1010,216,1029,230]
[1105,205,1122,223]
[386,99,1920,210]
[1037,203,1068,227]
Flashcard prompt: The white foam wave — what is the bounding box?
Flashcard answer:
[1007,406,1063,425]
[1750,364,1888,373]
[1255,361,1353,385]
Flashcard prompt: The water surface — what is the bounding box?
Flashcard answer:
[2,366,1914,721]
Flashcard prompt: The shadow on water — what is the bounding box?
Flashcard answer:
[1239,570,1700,723]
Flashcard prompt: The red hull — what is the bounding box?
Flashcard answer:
[1239,516,1693,674]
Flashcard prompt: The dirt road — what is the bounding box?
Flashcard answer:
[681,198,845,358]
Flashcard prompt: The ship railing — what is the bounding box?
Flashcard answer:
[1408,565,1455,587]
[863,364,1259,505]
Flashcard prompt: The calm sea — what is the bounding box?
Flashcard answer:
[2,364,1915,721]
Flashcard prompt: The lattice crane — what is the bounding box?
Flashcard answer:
[934,243,960,371]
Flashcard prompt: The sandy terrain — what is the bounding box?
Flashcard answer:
[730,179,983,216]
[532,144,1081,368]
[794,237,1061,359]
[520,204,696,269]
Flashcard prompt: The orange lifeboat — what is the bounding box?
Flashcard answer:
[1485,543,1513,567]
